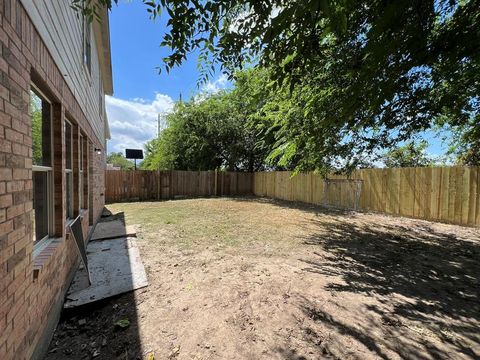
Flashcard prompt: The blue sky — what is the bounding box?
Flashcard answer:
[106,1,229,154]
[110,2,198,102]
[105,1,451,160]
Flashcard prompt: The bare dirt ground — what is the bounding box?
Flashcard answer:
[45,197,480,360]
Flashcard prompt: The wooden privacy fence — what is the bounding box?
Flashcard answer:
[253,167,480,227]
[105,170,253,203]
[105,167,479,226]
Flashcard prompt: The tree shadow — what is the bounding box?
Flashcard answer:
[229,196,355,217]
[293,217,480,359]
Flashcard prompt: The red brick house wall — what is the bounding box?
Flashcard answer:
[0,1,108,358]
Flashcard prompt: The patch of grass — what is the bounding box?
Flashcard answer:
[106,198,305,251]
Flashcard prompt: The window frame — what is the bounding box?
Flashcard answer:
[79,134,85,210]
[31,85,54,247]
[83,15,92,76]
[65,119,74,220]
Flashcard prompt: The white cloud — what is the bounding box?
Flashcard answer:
[200,74,230,94]
[228,6,281,35]
[106,93,174,154]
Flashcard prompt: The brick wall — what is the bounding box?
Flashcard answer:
[0,1,107,359]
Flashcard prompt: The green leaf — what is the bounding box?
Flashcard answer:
[114,319,130,328]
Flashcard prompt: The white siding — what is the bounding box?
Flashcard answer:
[21,0,108,145]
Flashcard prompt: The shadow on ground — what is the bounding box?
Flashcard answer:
[293,213,480,359]
[230,196,355,216]
[45,292,142,359]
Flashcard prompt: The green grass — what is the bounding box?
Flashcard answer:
[105,197,318,254]
[107,198,254,248]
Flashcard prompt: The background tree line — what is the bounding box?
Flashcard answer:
[138,68,457,172]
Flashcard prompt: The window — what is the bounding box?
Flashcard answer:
[80,134,84,209]
[83,137,90,209]
[83,17,92,74]
[65,120,73,219]
[99,81,104,116]
[31,87,53,244]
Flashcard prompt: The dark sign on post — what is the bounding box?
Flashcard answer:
[125,149,143,170]
[125,149,143,159]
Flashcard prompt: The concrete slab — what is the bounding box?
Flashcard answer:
[90,219,137,241]
[64,237,148,308]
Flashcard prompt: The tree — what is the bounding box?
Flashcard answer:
[381,140,436,168]
[454,127,480,166]
[142,74,274,171]
[439,121,480,166]
[77,0,479,173]
[106,152,134,170]
[141,94,242,171]
[227,68,281,171]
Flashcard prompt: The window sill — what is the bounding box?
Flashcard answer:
[33,237,64,280]
[32,211,89,280]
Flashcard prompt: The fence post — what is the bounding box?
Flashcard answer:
[221,172,224,197]
[236,172,239,195]
[169,170,173,199]
[197,171,200,196]
[157,170,160,200]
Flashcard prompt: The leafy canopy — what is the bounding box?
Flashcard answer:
[381,140,437,168]
[142,69,274,171]
[76,0,480,171]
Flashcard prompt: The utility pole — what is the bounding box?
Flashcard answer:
[157,113,161,138]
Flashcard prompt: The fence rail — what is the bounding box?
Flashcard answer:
[105,170,253,203]
[105,167,480,227]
